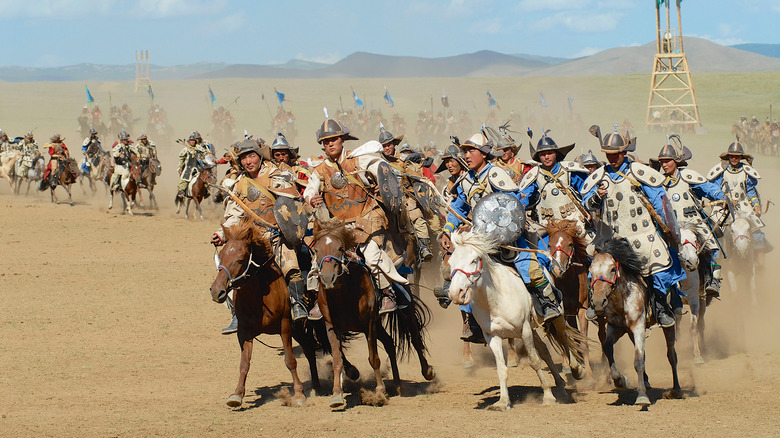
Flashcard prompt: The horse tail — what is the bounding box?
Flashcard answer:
[544,320,589,364]
[383,291,431,360]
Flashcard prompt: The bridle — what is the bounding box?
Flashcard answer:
[451,259,483,286]
[216,245,269,290]
[681,237,701,253]
[589,260,620,298]
[550,242,575,273]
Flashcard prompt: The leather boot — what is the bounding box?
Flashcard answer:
[651,289,676,328]
[379,288,397,314]
[705,263,721,300]
[530,282,563,322]
[433,280,452,309]
[288,280,308,321]
[460,313,485,344]
[418,238,433,262]
[221,295,238,335]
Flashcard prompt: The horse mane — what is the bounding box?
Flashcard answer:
[451,230,499,258]
[546,219,589,261]
[593,235,645,278]
[227,216,274,257]
[312,218,356,249]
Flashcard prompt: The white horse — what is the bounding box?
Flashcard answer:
[726,215,757,306]
[447,230,583,410]
[676,221,710,364]
[0,151,20,185]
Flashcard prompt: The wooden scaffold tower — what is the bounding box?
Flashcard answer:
[134,50,152,93]
[646,0,701,131]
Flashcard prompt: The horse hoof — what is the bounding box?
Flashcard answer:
[542,394,556,406]
[663,389,684,400]
[329,394,346,410]
[570,362,585,380]
[294,397,306,407]
[423,366,436,381]
[507,360,518,368]
[345,365,360,381]
[488,400,510,411]
[226,394,243,407]
[462,360,474,369]
[694,356,705,365]
[635,395,651,406]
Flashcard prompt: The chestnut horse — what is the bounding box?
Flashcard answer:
[41,158,78,205]
[589,233,682,406]
[210,218,339,408]
[310,219,436,410]
[546,219,595,379]
[108,160,140,215]
[176,166,212,220]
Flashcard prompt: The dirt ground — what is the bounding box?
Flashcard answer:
[1,164,780,438]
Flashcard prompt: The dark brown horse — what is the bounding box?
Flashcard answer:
[311,219,436,410]
[108,160,140,215]
[176,166,212,220]
[210,218,332,408]
[41,158,78,205]
[137,158,161,210]
[546,219,595,380]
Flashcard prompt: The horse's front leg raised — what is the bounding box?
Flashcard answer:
[280,316,305,405]
[227,340,253,407]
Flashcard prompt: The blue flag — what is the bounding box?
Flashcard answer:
[148,85,155,100]
[85,86,94,104]
[486,90,500,110]
[383,88,394,107]
[209,86,216,104]
[275,88,286,105]
[351,86,364,108]
[539,92,548,107]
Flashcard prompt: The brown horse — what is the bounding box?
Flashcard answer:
[546,219,595,379]
[41,158,78,205]
[210,218,336,408]
[108,161,141,215]
[590,234,682,405]
[175,166,212,220]
[136,158,161,210]
[311,219,436,410]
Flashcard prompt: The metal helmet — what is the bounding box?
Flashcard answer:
[590,124,632,154]
[485,121,520,155]
[271,132,290,150]
[49,133,63,143]
[316,108,358,144]
[577,150,600,167]
[460,130,495,158]
[657,134,692,164]
[25,131,34,140]
[378,122,403,145]
[188,131,198,141]
[118,130,130,140]
[530,129,574,162]
[236,139,272,162]
[719,136,753,162]
[89,128,97,136]
[435,138,467,173]
[0,129,6,139]
[137,132,148,141]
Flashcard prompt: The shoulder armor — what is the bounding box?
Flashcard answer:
[706,163,725,181]
[743,164,761,180]
[560,160,588,174]
[454,172,470,189]
[679,168,707,185]
[630,162,664,187]
[487,166,519,192]
[518,166,539,190]
[580,167,606,195]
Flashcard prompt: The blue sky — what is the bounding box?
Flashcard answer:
[2,0,778,67]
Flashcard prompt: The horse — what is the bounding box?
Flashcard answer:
[589,234,683,405]
[447,229,586,410]
[546,219,596,380]
[41,158,78,205]
[310,219,436,410]
[137,157,161,210]
[13,153,44,195]
[79,150,111,195]
[725,215,757,306]
[676,221,712,364]
[108,161,140,215]
[0,151,20,185]
[210,218,337,407]
[175,166,213,220]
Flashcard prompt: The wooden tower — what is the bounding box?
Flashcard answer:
[646,0,701,130]
[134,50,152,93]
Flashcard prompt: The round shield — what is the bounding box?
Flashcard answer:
[273,196,309,246]
[412,180,438,214]
[472,192,526,245]
[377,161,403,214]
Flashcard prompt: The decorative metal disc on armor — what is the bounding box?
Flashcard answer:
[246,185,261,202]
[330,172,347,189]
[377,161,403,214]
[472,191,526,245]
[273,196,308,247]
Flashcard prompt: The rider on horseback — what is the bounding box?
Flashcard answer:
[211,139,314,332]
[80,128,103,175]
[491,124,533,183]
[303,114,409,315]
[654,136,726,299]
[14,131,40,180]
[0,130,13,154]
[270,132,309,194]
[41,133,72,188]
[576,150,601,174]
[706,138,771,267]
[110,131,137,192]
[378,123,435,262]
[441,130,562,342]
[580,126,686,327]
[177,131,210,200]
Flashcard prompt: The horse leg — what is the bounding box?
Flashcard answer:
[531,329,567,392]
[689,291,704,365]
[108,189,114,210]
[506,339,519,368]
[195,198,204,221]
[375,324,399,392]
[577,308,595,380]
[280,317,305,405]
[485,334,512,410]
[400,305,435,381]
[462,341,474,369]
[662,326,683,400]
[325,321,346,410]
[366,317,387,397]
[184,198,191,220]
[66,184,73,205]
[697,295,707,361]
[523,325,556,405]
[602,324,629,390]
[292,325,321,396]
[628,325,651,406]
[123,192,133,216]
[227,340,253,407]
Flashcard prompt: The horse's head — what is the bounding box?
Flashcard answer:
[448,230,494,306]
[589,236,645,315]
[678,222,702,271]
[210,219,272,303]
[730,216,752,258]
[311,220,354,290]
[546,219,583,278]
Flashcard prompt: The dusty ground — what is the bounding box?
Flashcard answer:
[1,164,780,438]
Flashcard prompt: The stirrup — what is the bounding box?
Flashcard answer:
[378,295,397,314]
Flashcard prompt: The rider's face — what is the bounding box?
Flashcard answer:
[728,155,741,166]
[322,136,344,160]
[273,150,290,164]
[659,158,677,175]
[463,147,485,170]
[382,142,395,156]
[501,147,513,161]
[605,152,625,168]
[188,139,196,146]
[538,150,557,168]
[240,152,261,175]
[444,158,462,175]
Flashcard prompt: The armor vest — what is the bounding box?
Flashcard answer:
[664,175,700,223]
[602,173,671,276]
[314,157,373,223]
[234,170,278,226]
[721,167,750,203]
[534,168,587,232]
[495,157,527,183]
[458,170,493,208]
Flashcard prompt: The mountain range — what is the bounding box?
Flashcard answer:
[1,38,778,82]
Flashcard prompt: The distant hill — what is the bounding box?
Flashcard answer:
[0,62,227,82]
[731,43,780,59]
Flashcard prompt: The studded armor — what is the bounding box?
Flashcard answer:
[664,170,717,250]
[520,162,589,233]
